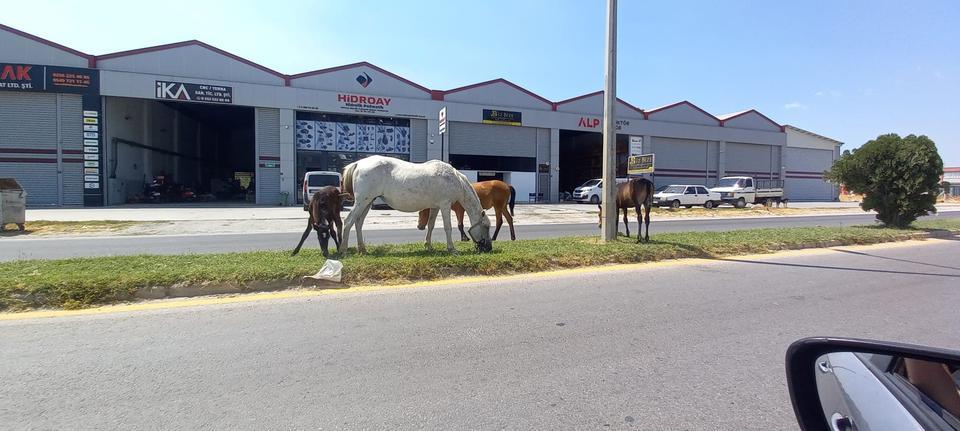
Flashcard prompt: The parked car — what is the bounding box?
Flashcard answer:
[302,171,342,210]
[653,184,721,209]
[710,176,785,208]
[572,178,629,204]
[787,337,960,430]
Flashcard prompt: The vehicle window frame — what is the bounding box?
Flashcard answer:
[745,179,753,188]
[855,352,959,430]
[684,187,697,195]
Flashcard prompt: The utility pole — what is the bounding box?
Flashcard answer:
[601,0,618,241]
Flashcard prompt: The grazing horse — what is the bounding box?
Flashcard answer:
[597,178,654,243]
[340,156,492,254]
[416,180,517,241]
[292,186,348,257]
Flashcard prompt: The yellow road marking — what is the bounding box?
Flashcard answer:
[1,238,948,322]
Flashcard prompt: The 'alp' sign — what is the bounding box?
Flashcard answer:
[155,81,233,104]
[577,117,630,131]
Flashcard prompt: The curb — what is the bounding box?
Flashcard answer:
[128,230,957,301]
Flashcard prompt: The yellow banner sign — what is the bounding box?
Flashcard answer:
[627,153,655,175]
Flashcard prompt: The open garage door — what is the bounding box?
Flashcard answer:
[104,97,255,205]
[785,147,836,201]
[558,130,629,196]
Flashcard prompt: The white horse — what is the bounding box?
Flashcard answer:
[340,156,492,254]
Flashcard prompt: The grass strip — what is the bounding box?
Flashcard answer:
[2,219,958,311]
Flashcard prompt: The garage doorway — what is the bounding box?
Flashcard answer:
[104,97,255,205]
[477,171,504,182]
[558,130,629,196]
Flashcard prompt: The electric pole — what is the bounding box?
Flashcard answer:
[601,0,618,241]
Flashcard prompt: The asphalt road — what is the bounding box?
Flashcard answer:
[2,211,959,261]
[2,239,959,429]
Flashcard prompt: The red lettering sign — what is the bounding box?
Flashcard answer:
[578,117,601,128]
[337,93,392,106]
[0,65,33,81]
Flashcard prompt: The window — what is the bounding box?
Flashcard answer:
[662,186,686,194]
[745,179,754,188]
[698,187,710,194]
[684,187,697,194]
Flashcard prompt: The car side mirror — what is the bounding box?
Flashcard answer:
[786,337,960,431]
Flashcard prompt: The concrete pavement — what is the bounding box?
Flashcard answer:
[2,239,959,429]
[4,211,960,261]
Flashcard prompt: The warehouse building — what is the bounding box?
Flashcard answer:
[1,23,842,206]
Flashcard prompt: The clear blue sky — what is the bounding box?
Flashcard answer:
[7,0,959,164]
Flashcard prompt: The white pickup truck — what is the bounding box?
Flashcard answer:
[710,176,785,208]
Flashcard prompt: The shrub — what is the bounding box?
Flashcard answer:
[826,134,943,228]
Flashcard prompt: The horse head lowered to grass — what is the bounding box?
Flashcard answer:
[340,156,492,254]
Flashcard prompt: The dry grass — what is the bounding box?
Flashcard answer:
[0,220,138,237]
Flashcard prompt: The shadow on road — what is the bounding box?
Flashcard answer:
[715,256,960,278]
[832,248,960,271]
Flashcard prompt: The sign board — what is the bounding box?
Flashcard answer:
[0,63,99,94]
[629,136,643,156]
[482,109,522,126]
[438,107,447,134]
[627,153,655,175]
[155,81,233,104]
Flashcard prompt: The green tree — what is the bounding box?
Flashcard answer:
[825,134,943,228]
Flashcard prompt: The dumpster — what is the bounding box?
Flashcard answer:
[0,178,27,232]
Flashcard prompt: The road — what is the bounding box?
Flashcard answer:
[3,211,959,261]
[2,239,959,429]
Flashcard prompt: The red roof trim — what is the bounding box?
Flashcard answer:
[719,109,784,132]
[0,23,93,64]
[95,40,288,82]
[442,78,553,107]
[555,91,645,115]
[289,61,432,94]
[643,100,721,124]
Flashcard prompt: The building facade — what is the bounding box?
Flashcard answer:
[1,24,841,207]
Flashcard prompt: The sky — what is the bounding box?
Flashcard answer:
[6,0,959,164]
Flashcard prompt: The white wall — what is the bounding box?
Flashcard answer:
[459,170,536,205]
[290,65,432,99]
[443,81,552,110]
[97,44,284,86]
[0,28,89,67]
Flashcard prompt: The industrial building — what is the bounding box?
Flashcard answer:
[1,23,842,207]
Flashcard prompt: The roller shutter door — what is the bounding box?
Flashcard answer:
[256,108,281,205]
[409,119,427,162]
[449,122,536,157]
[785,147,835,201]
[726,142,776,179]
[650,137,713,188]
[0,92,60,206]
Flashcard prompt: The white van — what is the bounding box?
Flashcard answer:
[572,178,629,204]
[302,171,341,210]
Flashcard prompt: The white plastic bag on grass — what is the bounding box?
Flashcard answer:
[303,259,343,283]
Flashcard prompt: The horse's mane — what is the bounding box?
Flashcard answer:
[341,161,359,197]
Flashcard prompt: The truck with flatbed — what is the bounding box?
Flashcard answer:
[709,176,785,208]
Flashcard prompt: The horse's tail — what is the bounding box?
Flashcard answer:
[508,186,516,216]
[341,161,358,199]
[641,178,654,206]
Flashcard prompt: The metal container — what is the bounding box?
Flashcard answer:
[0,178,27,232]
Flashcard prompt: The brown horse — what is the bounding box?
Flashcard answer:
[292,186,349,257]
[598,178,654,243]
[418,180,517,241]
